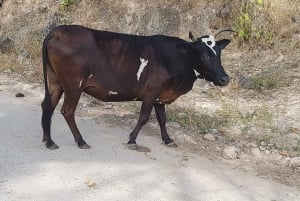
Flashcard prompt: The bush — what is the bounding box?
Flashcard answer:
[60,0,76,7]
[231,0,299,46]
[234,0,268,44]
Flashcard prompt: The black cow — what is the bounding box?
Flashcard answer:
[41,25,230,150]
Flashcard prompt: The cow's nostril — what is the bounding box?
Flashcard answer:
[219,76,229,86]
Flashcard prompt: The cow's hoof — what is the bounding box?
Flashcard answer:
[166,142,178,148]
[77,139,91,149]
[127,143,138,150]
[45,142,59,150]
[78,143,91,149]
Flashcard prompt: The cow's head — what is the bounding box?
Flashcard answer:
[177,31,231,86]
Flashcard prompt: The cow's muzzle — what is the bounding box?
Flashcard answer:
[218,75,230,86]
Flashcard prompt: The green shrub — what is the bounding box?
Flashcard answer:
[234,0,266,43]
[60,0,76,7]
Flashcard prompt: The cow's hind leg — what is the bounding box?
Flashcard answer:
[127,99,154,150]
[61,90,90,149]
[154,104,177,147]
[41,84,63,149]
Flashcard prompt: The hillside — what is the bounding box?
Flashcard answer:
[0,0,300,187]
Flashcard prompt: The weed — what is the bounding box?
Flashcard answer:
[166,103,274,140]
[231,0,299,46]
[249,67,293,91]
[234,0,266,43]
[60,0,76,8]
[166,106,221,134]
[252,76,277,90]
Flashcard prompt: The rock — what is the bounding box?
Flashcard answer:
[235,72,255,89]
[15,93,25,97]
[247,142,257,148]
[274,53,284,63]
[210,128,219,134]
[251,148,261,157]
[223,146,238,160]
[289,157,300,168]
[271,148,279,153]
[116,113,125,117]
[259,146,266,151]
[103,104,113,109]
[167,122,181,129]
[292,15,300,24]
[85,178,97,188]
[280,149,290,157]
[292,34,300,40]
[218,4,230,18]
[0,36,14,53]
[175,133,197,145]
[3,69,12,74]
[265,150,270,155]
[282,157,291,167]
[203,133,216,141]
[260,141,266,146]
[237,152,247,160]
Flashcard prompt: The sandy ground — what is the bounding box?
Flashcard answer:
[0,74,300,201]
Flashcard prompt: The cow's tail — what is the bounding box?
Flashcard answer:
[41,33,55,137]
[42,34,52,102]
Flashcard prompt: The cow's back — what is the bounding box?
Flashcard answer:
[45,25,167,100]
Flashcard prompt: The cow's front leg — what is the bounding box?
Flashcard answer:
[127,99,154,150]
[154,104,177,147]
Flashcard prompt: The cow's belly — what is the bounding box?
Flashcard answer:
[83,79,140,102]
[157,89,183,104]
[84,86,139,102]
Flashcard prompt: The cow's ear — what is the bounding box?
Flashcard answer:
[176,43,194,54]
[189,31,196,41]
[216,39,230,50]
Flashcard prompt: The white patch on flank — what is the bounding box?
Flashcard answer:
[201,35,216,56]
[137,57,148,81]
[108,91,118,95]
[79,80,83,88]
[88,74,93,78]
[193,69,201,77]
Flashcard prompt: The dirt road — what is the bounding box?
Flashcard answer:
[0,74,299,201]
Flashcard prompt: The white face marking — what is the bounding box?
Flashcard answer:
[79,80,83,88]
[201,35,216,56]
[137,57,148,81]
[193,69,200,77]
[108,91,118,95]
[88,74,93,78]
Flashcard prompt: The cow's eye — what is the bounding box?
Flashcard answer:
[201,53,209,60]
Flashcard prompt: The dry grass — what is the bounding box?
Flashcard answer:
[1,0,299,73]
[166,102,274,141]
[266,0,300,39]
[215,0,300,46]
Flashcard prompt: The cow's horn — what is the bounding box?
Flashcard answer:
[214,29,236,37]
[189,31,196,42]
